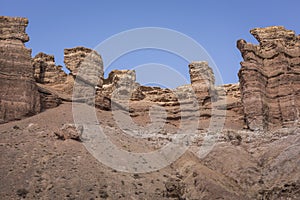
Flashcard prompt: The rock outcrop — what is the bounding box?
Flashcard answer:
[0,16,29,42]
[64,47,104,87]
[189,61,216,105]
[0,16,40,123]
[1,16,300,200]
[34,47,105,105]
[32,53,69,110]
[33,52,66,84]
[37,86,62,110]
[102,70,144,100]
[64,47,104,105]
[237,26,300,131]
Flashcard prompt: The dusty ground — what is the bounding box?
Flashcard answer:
[0,102,299,199]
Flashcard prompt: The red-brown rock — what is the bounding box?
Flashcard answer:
[237,26,300,131]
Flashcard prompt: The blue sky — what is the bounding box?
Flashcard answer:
[1,0,300,86]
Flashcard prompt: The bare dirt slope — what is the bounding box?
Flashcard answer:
[1,102,299,200]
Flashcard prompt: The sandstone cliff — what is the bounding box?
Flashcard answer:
[0,16,40,123]
[238,26,300,131]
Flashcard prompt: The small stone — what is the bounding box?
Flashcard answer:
[55,124,83,141]
[16,188,29,198]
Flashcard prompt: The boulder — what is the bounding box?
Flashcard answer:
[55,124,83,141]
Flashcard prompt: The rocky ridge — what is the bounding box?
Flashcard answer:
[0,16,300,199]
[238,26,300,131]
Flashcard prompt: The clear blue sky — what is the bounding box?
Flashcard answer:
[1,0,300,86]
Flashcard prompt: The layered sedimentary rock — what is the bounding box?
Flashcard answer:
[64,47,103,86]
[32,53,68,110]
[33,52,67,84]
[0,16,40,123]
[102,70,144,100]
[64,47,104,104]
[37,86,62,110]
[216,83,244,129]
[127,62,242,130]
[0,16,245,130]
[237,26,300,130]
[31,47,105,109]
[0,16,29,42]
[189,61,216,105]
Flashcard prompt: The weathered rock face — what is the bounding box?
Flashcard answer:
[0,16,244,131]
[30,46,106,109]
[0,16,29,42]
[102,70,144,100]
[64,47,104,104]
[217,83,245,130]
[189,61,215,86]
[189,61,216,105]
[64,47,103,87]
[33,52,66,84]
[237,26,300,130]
[57,47,102,105]
[0,16,40,123]
[37,86,62,110]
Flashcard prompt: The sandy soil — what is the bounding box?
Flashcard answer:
[0,102,299,199]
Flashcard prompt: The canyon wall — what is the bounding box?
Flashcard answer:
[0,16,40,123]
[237,26,300,131]
[4,16,299,132]
[0,15,244,129]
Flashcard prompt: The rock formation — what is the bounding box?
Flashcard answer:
[237,26,300,131]
[0,16,40,123]
[189,61,216,105]
[64,47,104,104]
[1,16,300,199]
[34,47,105,104]
[5,16,298,133]
[37,86,62,110]
[33,52,66,84]
[64,47,103,87]
[102,69,144,100]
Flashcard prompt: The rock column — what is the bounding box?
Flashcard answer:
[188,61,215,105]
[33,52,66,84]
[0,16,40,123]
[237,26,300,130]
[64,47,104,101]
